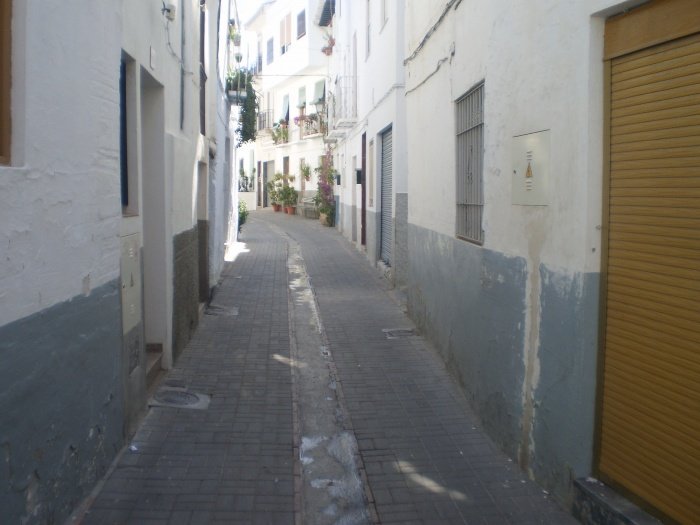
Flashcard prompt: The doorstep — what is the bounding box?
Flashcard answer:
[572,478,663,525]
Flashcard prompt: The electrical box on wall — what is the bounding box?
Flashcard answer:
[511,130,550,206]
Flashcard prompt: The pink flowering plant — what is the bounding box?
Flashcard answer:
[313,156,336,219]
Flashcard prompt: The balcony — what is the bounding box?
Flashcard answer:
[294,113,323,139]
[327,76,357,138]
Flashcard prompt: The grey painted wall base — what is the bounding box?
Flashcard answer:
[0,280,124,524]
[406,223,599,504]
[173,226,200,361]
[198,219,210,303]
[366,209,380,268]
[394,193,408,288]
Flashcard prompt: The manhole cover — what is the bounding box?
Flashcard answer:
[154,390,199,406]
[383,328,417,339]
[150,389,210,410]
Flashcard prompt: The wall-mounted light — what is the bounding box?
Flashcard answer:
[162,2,176,21]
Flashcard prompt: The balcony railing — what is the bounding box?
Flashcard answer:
[294,114,323,139]
[328,76,357,135]
[257,109,273,131]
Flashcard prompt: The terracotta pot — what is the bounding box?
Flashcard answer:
[319,212,331,226]
[272,203,282,212]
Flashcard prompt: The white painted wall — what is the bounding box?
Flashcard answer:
[0,1,122,326]
[406,0,638,275]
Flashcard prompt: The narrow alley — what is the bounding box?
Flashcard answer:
[78,211,575,525]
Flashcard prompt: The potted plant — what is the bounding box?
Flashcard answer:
[300,164,311,182]
[266,176,282,211]
[238,201,249,232]
[281,185,298,215]
[271,119,289,144]
[321,34,335,56]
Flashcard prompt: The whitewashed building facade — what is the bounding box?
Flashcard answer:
[246,0,328,209]
[323,0,408,283]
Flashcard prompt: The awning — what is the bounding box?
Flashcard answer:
[317,0,335,27]
[280,94,289,122]
[312,80,325,105]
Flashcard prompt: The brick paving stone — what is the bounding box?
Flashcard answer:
[82,211,578,524]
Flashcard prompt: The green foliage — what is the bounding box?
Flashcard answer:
[300,163,311,182]
[279,185,298,207]
[227,68,258,147]
[313,154,337,219]
[266,173,284,204]
[271,120,289,144]
[238,200,249,232]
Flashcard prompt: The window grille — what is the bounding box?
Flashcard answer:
[455,82,484,244]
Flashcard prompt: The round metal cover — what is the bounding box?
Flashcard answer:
[153,390,200,407]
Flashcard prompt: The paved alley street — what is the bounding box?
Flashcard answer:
[80,210,576,525]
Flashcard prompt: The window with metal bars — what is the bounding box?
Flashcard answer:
[455,82,484,244]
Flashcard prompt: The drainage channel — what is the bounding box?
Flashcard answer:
[271,225,376,525]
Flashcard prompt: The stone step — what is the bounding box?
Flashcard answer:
[573,477,663,525]
[145,345,163,388]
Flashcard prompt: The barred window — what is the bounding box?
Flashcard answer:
[455,82,484,244]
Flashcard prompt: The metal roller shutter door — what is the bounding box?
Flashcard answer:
[599,32,700,524]
[380,128,393,265]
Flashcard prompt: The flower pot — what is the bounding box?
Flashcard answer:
[319,212,331,226]
[287,206,296,215]
[272,203,282,212]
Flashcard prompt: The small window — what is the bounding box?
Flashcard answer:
[1,0,11,164]
[455,82,485,244]
[267,38,274,64]
[297,10,306,39]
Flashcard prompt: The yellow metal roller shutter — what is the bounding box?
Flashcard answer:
[599,32,700,524]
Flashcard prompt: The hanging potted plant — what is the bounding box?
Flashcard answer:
[229,20,242,46]
[321,34,335,56]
